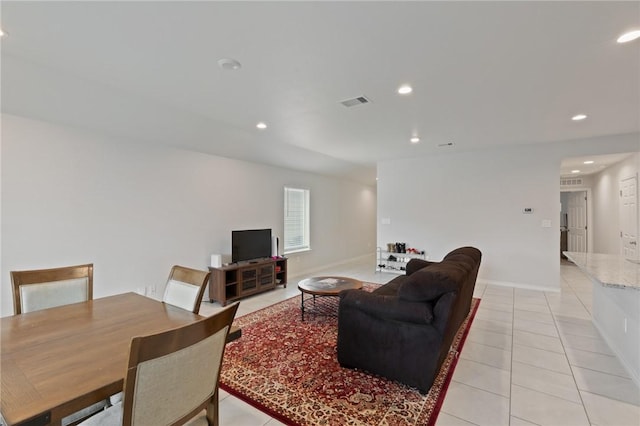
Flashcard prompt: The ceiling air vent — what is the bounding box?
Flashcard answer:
[340,95,371,108]
[560,178,583,186]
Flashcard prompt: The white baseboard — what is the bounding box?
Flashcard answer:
[477,278,560,293]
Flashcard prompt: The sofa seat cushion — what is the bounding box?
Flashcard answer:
[398,261,470,302]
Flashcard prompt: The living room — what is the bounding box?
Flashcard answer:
[3,1,638,309]
[1,2,639,425]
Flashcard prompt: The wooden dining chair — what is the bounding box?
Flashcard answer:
[162,265,211,314]
[79,302,239,426]
[10,263,109,425]
[11,263,94,315]
[109,265,212,408]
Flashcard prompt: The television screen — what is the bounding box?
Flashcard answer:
[232,229,272,263]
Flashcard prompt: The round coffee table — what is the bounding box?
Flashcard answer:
[297,276,362,320]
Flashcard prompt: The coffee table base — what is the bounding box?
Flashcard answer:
[297,276,363,321]
[300,293,342,320]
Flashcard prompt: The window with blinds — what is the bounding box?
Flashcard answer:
[284,187,310,253]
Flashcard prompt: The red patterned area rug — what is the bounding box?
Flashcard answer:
[220,285,480,426]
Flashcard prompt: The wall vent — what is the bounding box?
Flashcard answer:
[561,178,583,186]
[340,95,371,108]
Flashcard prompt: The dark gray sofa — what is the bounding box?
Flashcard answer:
[337,246,482,393]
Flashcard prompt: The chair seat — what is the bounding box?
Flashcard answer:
[77,402,122,426]
[62,400,110,425]
[78,402,210,426]
[109,392,123,406]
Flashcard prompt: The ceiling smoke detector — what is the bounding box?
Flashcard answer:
[340,96,371,108]
[217,58,242,70]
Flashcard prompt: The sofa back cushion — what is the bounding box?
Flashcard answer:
[444,247,482,264]
[398,260,470,302]
[372,276,405,296]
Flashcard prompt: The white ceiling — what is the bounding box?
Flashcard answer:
[560,152,634,178]
[1,1,639,184]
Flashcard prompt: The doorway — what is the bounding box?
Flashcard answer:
[560,190,589,256]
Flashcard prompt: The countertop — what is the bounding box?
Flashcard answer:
[563,252,640,290]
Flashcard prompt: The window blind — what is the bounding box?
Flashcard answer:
[284,187,310,253]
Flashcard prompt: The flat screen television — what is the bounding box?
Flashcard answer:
[232,229,272,263]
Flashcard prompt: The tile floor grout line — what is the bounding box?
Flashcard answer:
[511,383,589,408]
[457,357,513,375]
[566,363,636,381]
[511,327,559,339]
[450,378,511,400]
[508,285,515,426]
[544,280,593,426]
[438,410,483,426]
[510,414,543,426]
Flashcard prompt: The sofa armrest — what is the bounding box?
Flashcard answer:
[339,289,433,324]
[406,258,437,275]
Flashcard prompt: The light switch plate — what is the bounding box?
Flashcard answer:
[541,219,552,228]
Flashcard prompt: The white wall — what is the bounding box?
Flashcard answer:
[377,134,639,291]
[592,152,640,254]
[1,114,376,316]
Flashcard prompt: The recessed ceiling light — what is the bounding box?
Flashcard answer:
[217,58,242,70]
[572,114,587,121]
[583,160,594,165]
[256,122,267,129]
[0,29,5,37]
[410,137,420,144]
[617,30,640,43]
[571,170,580,174]
[397,85,413,95]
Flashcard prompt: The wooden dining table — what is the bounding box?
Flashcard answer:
[0,293,206,426]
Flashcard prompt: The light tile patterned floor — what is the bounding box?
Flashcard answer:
[199,257,640,426]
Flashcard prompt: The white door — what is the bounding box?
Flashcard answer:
[567,191,587,252]
[620,175,638,261]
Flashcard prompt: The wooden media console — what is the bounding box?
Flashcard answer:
[208,257,287,306]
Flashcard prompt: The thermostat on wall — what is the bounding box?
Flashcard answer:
[523,208,533,214]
